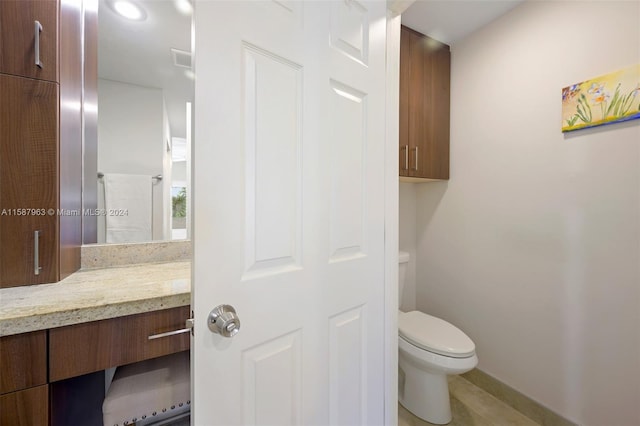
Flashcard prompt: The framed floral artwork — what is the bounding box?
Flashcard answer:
[562,64,640,132]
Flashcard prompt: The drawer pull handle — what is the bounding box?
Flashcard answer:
[35,20,43,68]
[148,328,191,340]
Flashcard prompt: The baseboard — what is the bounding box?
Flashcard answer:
[461,369,578,426]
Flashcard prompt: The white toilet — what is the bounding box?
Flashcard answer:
[398,251,478,425]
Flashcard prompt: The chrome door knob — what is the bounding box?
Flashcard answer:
[208,304,241,337]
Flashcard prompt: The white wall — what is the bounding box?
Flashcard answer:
[97,79,166,242]
[414,2,640,425]
[399,182,417,312]
[172,160,187,186]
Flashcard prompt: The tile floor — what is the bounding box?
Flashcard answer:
[170,376,538,426]
[165,414,190,426]
[399,375,541,426]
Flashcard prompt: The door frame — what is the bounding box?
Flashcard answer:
[384,1,414,423]
[383,9,400,426]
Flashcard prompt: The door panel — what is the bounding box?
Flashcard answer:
[330,0,368,65]
[426,46,451,179]
[193,1,387,424]
[408,29,424,177]
[399,26,410,176]
[242,43,303,278]
[242,330,302,425]
[0,75,58,287]
[0,0,58,83]
[328,80,366,261]
[329,306,367,425]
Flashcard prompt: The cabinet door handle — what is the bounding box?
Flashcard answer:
[34,230,42,275]
[412,146,419,171]
[34,20,43,68]
[401,145,409,170]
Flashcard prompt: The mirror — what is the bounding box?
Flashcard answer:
[83,0,193,244]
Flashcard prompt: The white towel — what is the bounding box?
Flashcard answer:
[103,173,152,243]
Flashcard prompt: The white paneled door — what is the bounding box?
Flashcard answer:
[193,1,388,424]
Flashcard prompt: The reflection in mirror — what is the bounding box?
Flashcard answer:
[83,0,193,244]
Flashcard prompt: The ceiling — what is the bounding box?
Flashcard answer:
[98,0,192,140]
[401,0,524,45]
[97,0,522,142]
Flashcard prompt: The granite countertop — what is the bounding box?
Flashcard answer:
[0,261,191,337]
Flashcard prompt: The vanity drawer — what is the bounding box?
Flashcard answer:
[49,306,190,381]
[0,331,47,394]
[0,385,48,426]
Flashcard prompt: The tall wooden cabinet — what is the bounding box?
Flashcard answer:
[0,0,81,288]
[399,25,451,181]
[0,76,60,285]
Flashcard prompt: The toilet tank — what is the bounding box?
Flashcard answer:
[398,251,410,302]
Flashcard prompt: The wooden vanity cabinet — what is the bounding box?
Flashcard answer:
[1,306,189,425]
[0,331,48,394]
[49,306,192,381]
[0,331,48,426]
[0,0,82,288]
[0,386,49,426]
[399,25,451,181]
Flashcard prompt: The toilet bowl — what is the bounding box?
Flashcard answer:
[398,252,477,425]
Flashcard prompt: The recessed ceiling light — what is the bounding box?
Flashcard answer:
[174,0,192,15]
[111,0,146,21]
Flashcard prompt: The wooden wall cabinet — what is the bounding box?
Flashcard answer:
[399,25,451,181]
[0,0,59,83]
[0,0,82,288]
[0,75,60,285]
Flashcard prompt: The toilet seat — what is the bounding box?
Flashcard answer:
[399,311,475,358]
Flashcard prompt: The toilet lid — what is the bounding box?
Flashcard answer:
[398,311,475,358]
